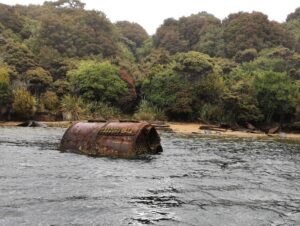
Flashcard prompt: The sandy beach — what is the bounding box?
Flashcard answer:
[1,121,300,140]
[168,122,300,140]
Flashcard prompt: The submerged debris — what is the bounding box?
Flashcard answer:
[60,122,163,158]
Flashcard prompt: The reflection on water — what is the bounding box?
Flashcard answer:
[0,126,300,226]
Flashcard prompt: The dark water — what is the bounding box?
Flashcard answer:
[0,127,300,226]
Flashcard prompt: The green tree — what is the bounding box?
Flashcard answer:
[172,51,225,120]
[223,68,263,124]
[37,46,61,70]
[0,66,13,117]
[223,12,294,58]
[25,67,53,96]
[193,72,224,104]
[139,48,171,78]
[34,6,118,57]
[116,21,148,48]
[154,12,224,55]
[254,71,297,122]
[195,25,225,57]
[136,38,153,61]
[0,3,23,34]
[178,12,221,49]
[154,18,187,54]
[214,57,237,75]
[1,41,37,74]
[234,48,258,63]
[141,65,192,118]
[284,8,300,52]
[241,47,300,78]
[287,7,300,21]
[52,79,71,97]
[174,51,215,80]
[69,61,128,105]
[44,0,85,9]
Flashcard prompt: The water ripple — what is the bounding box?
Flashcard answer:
[0,127,300,225]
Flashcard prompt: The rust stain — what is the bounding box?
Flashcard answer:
[60,122,163,158]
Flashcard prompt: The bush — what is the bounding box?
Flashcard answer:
[0,66,13,107]
[133,100,166,121]
[86,101,121,119]
[25,67,53,97]
[296,90,300,121]
[254,71,297,122]
[198,104,224,123]
[41,91,59,111]
[12,89,37,119]
[141,65,193,118]
[60,95,84,120]
[68,61,128,104]
[53,79,71,97]
[234,48,258,63]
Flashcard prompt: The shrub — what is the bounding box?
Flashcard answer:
[133,100,166,121]
[141,65,193,118]
[25,67,53,96]
[0,66,13,107]
[60,95,84,120]
[68,61,128,104]
[85,101,121,119]
[296,91,300,121]
[41,91,59,111]
[234,48,258,63]
[254,71,297,122]
[12,89,37,119]
[198,104,224,123]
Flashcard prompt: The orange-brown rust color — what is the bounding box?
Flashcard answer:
[60,122,163,158]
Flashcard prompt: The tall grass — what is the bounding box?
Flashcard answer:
[133,100,166,121]
[85,101,121,119]
[60,95,85,120]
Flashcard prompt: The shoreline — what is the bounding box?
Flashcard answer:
[168,122,300,140]
[1,121,300,141]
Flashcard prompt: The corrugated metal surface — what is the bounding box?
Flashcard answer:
[60,122,162,158]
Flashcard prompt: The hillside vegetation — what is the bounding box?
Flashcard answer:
[1,0,300,129]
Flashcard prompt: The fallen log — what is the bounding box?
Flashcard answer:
[18,120,47,127]
[199,125,227,132]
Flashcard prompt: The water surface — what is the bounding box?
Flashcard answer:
[0,127,300,226]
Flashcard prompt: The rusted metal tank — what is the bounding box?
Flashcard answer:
[60,122,163,158]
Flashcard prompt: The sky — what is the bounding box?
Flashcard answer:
[2,0,300,34]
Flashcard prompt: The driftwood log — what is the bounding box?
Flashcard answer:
[18,120,47,127]
[199,125,227,132]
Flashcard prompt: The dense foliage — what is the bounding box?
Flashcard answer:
[68,61,128,104]
[0,0,300,128]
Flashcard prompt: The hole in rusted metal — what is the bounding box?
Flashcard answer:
[147,127,161,152]
[135,128,148,154]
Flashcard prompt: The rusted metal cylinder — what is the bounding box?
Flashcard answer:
[60,122,163,158]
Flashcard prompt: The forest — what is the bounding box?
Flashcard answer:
[0,0,300,129]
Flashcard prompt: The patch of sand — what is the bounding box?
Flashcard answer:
[168,122,300,140]
[168,122,200,134]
